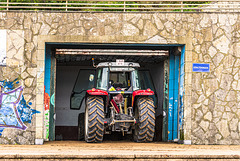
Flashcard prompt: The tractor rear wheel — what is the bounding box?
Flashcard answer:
[133,97,155,142]
[85,96,104,143]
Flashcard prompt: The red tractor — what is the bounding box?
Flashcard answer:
[71,61,156,143]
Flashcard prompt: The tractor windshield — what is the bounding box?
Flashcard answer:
[109,71,130,90]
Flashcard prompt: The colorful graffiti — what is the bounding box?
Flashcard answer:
[44,87,50,139]
[0,79,40,135]
[44,50,52,140]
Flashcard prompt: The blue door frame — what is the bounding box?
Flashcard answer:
[167,46,185,141]
[44,46,56,141]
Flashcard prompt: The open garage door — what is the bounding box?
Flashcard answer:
[44,43,184,142]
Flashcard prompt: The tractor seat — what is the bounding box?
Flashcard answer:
[113,82,123,88]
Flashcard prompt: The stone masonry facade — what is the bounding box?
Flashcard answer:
[0,11,239,144]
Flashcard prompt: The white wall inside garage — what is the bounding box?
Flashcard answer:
[55,66,86,126]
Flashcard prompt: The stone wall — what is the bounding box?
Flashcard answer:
[0,11,239,144]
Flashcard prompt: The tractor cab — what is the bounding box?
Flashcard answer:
[95,62,140,94]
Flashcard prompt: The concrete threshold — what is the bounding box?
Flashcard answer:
[0,141,240,160]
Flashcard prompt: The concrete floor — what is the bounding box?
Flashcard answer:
[0,141,240,160]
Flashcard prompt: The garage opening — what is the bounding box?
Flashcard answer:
[45,43,184,142]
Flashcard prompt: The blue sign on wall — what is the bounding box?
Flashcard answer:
[192,63,210,72]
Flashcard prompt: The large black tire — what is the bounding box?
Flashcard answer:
[134,97,155,142]
[78,113,84,141]
[85,96,104,143]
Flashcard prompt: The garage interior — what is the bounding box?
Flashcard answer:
[50,43,180,142]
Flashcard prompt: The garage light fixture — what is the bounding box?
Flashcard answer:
[55,49,169,56]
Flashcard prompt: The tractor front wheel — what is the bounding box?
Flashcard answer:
[85,96,104,143]
[133,97,155,142]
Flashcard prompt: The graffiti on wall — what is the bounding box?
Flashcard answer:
[44,90,55,140]
[44,87,50,139]
[0,79,40,135]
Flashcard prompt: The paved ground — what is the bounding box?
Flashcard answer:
[0,141,240,160]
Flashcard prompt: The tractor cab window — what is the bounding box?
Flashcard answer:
[132,70,140,91]
[96,67,108,91]
[138,70,155,90]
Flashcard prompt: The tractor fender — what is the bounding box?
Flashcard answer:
[86,88,108,96]
[132,89,154,107]
[86,89,109,118]
[85,88,109,121]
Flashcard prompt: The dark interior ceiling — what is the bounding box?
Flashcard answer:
[56,54,168,65]
[47,43,172,66]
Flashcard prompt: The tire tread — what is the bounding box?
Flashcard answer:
[134,97,155,143]
[85,96,104,143]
